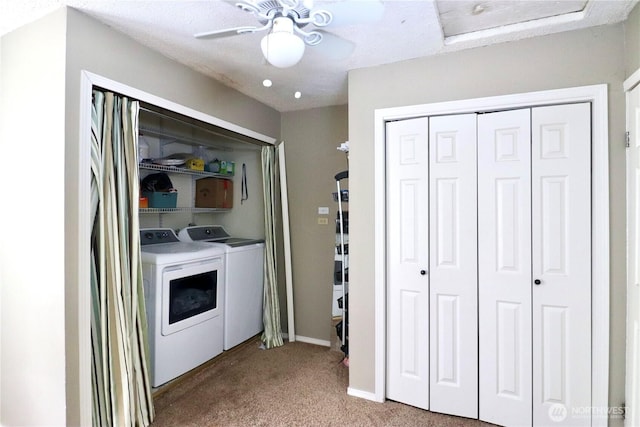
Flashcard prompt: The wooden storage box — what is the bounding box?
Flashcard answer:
[195,178,233,209]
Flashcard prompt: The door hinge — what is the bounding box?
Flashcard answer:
[626,131,631,148]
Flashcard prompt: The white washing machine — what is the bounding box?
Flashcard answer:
[178,225,265,350]
[140,228,226,387]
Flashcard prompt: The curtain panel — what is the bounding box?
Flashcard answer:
[261,145,284,349]
[90,90,154,426]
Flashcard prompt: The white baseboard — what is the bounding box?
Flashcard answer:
[347,387,382,403]
[294,335,331,347]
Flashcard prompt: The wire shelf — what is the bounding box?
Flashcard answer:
[139,162,233,179]
[139,207,231,214]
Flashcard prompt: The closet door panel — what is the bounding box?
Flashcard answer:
[428,114,478,418]
[532,103,591,426]
[386,118,430,410]
[478,109,532,427]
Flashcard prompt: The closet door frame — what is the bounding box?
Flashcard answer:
[369,85,609,426]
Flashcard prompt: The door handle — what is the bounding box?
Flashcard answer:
[534,279,542,285]
[420,270,427,276]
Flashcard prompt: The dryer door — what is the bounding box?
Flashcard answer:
[161,257,224,335]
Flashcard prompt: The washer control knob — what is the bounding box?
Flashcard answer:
[144,232,153,240]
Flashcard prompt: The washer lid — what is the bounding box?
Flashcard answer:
[178,225,264,247]
[213,237,265,247]
[178,225,229,242]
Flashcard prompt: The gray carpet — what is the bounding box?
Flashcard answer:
[151,338,493,426]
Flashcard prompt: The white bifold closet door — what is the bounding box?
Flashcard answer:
[531,104,591,426]
[386,115,478,417]
[477,108,533,426]
[386,103,591,426]
[428,114,478,418]
[386,117,431,410]
[478,104,591,426]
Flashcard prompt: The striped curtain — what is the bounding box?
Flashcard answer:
[90,90,154,426]
[261,145,284,349]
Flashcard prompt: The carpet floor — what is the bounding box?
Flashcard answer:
[150,338,494,427]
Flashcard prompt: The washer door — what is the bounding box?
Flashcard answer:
[161,258,224,336]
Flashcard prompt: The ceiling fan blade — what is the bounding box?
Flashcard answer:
[194,26,258,39]
[312,0,384,27]
[311,31,355,60]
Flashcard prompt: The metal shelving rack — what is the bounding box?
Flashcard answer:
[138,163,232,214]
[334,170,348,360]
[137,108,240,225]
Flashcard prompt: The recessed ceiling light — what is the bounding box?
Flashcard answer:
[294,91,301,99]
[263,79,273,87]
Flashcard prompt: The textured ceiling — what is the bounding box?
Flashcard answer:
[1,0,637,112]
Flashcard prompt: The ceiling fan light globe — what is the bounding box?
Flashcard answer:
[260,31,305,68]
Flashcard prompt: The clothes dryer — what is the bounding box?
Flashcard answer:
[140,228,226,387]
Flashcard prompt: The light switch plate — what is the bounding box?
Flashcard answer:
[318,207,329,215]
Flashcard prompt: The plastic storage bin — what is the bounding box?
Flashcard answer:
[142,191,177,208]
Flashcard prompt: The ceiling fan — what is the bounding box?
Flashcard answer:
[194,0,384,68]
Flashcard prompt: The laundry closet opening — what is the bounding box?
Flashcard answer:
[135,102,273,389]
[372,85,610,427]
[83,72,286,420]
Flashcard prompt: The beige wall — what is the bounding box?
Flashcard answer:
[281,105,349,342]
[1,6,283,425]
[626,3,640,75]
[348,23,627,421]
[0,9,68,426]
